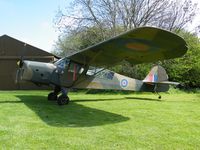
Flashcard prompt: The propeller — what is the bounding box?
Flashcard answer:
[15,43,27,84]
[18,43,26,68]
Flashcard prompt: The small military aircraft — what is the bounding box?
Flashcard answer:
[16,27,188,105]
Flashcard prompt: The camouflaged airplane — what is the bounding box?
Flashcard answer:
[16,27,188,105]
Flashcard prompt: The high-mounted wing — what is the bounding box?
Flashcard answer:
[67,27,188,67]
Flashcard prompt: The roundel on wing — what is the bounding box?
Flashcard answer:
[126,43,149,52]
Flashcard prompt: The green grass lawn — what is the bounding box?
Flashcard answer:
[0,91,199,149]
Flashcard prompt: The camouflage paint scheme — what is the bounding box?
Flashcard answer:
[73,69,144,91]
[17,27,188,104]
[73,65,171,92]
[68,27,187,66]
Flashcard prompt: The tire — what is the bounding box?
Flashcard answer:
[57,95,70,105]
[48,92,57,101]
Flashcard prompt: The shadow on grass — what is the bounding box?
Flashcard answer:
[0,96,161,104]
[0,101,22,104]
[16,95,129,127]
[73,96,162,103]
[74,97,125,102]
[125,97,161,101]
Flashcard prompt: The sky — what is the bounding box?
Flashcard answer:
[0,0,69,52]
[0,0,199,53]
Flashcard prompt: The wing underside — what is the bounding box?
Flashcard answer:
[67,27,188,67]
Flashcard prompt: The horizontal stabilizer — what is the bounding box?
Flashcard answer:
[143,81,180,86]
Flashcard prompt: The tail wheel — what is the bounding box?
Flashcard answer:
[48,92,57,101]
[57,95,70,105]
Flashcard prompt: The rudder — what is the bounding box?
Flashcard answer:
[143,65,168,83]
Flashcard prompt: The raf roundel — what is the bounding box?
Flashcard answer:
[120,79,128,88]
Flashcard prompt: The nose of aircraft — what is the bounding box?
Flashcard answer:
[16,60,57,84]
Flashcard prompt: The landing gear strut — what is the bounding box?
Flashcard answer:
[48,86,70,105]
[154,84,162,99]
[157,93,162,99]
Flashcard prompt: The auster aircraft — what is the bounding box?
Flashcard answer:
[16,27,188,105]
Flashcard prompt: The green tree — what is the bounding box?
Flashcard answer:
[161,31,200,88]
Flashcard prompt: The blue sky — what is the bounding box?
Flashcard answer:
[0,0,199,53]
[0,0,69,52]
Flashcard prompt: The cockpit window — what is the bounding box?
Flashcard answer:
[54,58,70,69]
[86,66,104,76]
[68,61,85,81]
[86,66,114,80]
[54,59,85,81]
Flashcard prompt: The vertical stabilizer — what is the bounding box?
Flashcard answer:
[143,65,168,83]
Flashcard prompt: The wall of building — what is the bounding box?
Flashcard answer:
[0,35,58,90]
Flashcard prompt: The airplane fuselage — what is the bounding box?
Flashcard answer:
[19,59,169,93]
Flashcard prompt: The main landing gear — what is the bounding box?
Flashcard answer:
[48,86,70,105]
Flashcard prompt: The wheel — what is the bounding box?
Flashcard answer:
[48,92,57,101]
[57,95,70,105]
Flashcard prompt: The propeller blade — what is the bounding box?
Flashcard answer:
[16,43,26,85]
[17,43,27,68]
[15,69,20,84]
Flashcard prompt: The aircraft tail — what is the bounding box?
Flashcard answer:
[142,65,179,92]
[143,65,168,83]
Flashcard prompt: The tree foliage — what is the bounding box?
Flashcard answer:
[56,0,197,35]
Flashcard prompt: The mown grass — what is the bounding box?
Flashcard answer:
[0,91,199,149]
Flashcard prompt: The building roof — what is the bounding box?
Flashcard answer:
[0,34,59,59]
